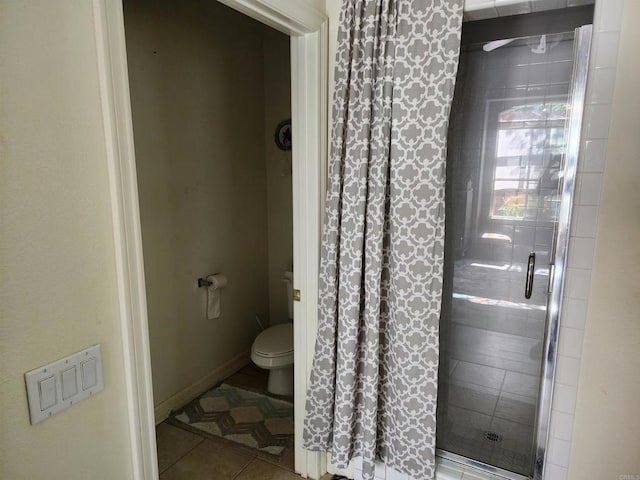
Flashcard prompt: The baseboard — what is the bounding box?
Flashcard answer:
[153,350,251,424]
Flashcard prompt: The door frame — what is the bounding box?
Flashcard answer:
[92,0,328,478]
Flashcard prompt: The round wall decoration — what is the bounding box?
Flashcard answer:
[274,119,292,151]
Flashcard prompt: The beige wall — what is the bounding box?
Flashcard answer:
[263,28,293,326]
[0,0,310,477]
[568,0,640,477]
[0,1,134,479]
[125,0,272,406]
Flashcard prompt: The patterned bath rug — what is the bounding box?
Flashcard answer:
[168,383,294,456]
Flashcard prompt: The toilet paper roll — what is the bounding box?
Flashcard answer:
[206,274,228,320]
[207,273,228,290]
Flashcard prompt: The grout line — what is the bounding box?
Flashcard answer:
[233,457,258,480]
[490,368,509,422]
[158,424,206,475]
[257,448,295,473]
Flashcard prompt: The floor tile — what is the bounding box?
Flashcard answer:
[235,458,300,480]
[160,438,254,480]
[448,321,542,377]
[489,417,534,447]
[257,446,295,472]
[156,422,204,473]
[226,364,269,392]
[226,363,293,402]
[494,391,537,426]
[448,405,493,431]
[450,361,506,390]
[447,380,500,416]
[501,371,539,398]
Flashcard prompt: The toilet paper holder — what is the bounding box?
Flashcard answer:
[198,278,212,288]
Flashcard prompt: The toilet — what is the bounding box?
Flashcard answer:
[251,272,294,396]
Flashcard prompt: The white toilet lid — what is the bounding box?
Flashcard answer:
[253,323,293,358]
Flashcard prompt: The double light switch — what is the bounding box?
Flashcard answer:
[24,345,104,424]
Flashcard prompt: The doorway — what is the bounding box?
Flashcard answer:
[93,0,327,477]
[123,0,296,475]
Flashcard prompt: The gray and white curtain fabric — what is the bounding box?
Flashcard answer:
[303,1,462,479]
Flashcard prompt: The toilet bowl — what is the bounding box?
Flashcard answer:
[251,323,294,396]
[251,271,295,396]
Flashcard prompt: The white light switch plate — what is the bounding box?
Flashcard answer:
[24,345,104,424]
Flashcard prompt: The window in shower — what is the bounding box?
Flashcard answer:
[490,100,567,222]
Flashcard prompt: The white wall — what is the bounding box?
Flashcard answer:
[263,28,293,326]
[568,0,640,477]
[543,0,627,477]
[0,1,134,479]
[124,0,270,409]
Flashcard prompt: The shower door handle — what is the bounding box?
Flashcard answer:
[525,253,536,299]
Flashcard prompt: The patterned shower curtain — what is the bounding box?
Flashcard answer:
[303,1,462,479]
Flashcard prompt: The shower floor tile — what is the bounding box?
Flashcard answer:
[450,360,506,390]
[494,391,537,426]
[447,380,500,416]
[501,371,540,398]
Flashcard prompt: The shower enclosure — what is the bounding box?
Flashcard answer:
[436,14,592,480]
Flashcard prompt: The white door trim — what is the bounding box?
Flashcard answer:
[92,0,328,478]
[291,23,328,480]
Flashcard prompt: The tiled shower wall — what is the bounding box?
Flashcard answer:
[337,0,625,479]
[544,0,624,478]
[463,0,596,20]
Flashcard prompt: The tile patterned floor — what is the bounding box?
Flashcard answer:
[157,364,333,480]
[437,259,543,475]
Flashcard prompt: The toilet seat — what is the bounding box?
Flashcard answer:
[253,323,293,357]
[251,323,293,369]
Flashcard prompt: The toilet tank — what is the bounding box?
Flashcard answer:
[283,271,294,320]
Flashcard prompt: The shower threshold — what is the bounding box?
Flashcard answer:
[436,449,530,480]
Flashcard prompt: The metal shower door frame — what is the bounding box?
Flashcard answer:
[532,23,593,480]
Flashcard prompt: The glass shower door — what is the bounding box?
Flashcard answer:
[436,27,590,478]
